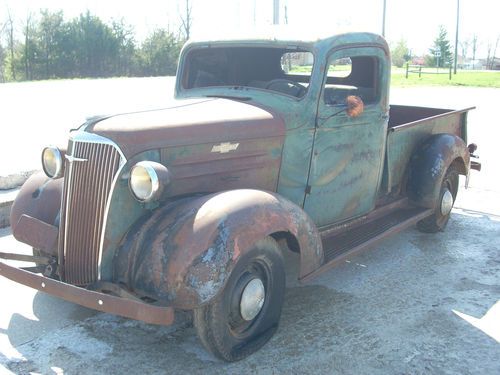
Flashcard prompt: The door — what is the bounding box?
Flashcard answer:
[303,46,389,227]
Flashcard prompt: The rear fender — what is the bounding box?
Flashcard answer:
[114,189,323,309]
[408,134,469,208]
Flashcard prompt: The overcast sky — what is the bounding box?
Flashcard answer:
[1,0,499,57]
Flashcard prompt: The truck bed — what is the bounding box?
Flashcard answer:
[383,105,474,195]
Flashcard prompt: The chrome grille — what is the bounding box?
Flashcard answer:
[59,139,122,286]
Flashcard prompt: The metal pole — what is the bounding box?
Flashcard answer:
[454,0,460,74]
[382,0,387,37]
[273,0,280,25]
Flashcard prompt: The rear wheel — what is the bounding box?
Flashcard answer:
[194,237,285,362]
[417,164,459,233]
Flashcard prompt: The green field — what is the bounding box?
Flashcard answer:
[291,65,500,88]
[391,69,500,88]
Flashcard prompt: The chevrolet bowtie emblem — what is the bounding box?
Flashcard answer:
[211,142,239,154]
[65,155,88,163]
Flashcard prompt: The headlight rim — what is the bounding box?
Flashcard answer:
[41,146,64,179]
[129,161,165,202]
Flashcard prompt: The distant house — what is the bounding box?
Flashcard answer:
[490,57,500,70]
[411,56,425,65]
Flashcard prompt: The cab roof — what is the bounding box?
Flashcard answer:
[184,28,388,52]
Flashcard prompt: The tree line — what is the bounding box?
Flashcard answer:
[0,10,186,82]
[390,26,499,69]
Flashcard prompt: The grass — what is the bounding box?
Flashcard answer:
[391,68,500,88]
[290,65,500,88]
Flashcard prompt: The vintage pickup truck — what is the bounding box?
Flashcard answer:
[0,32,480,361]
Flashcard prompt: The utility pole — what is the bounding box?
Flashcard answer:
[273,0,280,25]
[382,0,387,37]
[454,0,460,74]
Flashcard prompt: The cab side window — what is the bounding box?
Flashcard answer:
[324,56,378,106]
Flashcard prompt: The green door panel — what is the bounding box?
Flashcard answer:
[277,127,316,207]
[304,47,389,227]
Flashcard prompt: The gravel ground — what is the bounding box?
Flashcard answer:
[0,81,499,374]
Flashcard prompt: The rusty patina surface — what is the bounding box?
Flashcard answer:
[0,261,174,325]
[1,31,478,326]
[114,190,323,309]
[408,133,470,208]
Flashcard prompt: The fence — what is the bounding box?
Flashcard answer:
[405,63,452,80]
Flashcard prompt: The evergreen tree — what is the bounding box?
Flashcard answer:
[428,26,453,67]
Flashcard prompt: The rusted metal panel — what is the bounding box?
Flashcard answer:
[10,172,63,239]
[385,107,471,194]
[98,131,285,280]
[303,46,390,226]
[61,141,121,286]
[302,206,433,282]
[6,30,479,328]
[90,98,286,158]
[407,134,470,208]
[113,190,323,309]
[0,261,174,326]
[161,136,283,195]
[12,215,58,255]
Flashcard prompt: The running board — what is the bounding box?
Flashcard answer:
[301,206,433,282]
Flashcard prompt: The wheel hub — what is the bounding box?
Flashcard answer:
[240,278,265,321]
[441,189,454,216]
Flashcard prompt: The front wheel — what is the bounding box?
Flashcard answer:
[417,164,459,233]
[194,237,285,362]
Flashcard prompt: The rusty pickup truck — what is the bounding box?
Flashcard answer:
[0,32,480,361]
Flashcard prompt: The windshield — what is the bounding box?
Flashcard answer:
[181,46,314,98]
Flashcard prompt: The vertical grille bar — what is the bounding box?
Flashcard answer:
[59,141,121,286]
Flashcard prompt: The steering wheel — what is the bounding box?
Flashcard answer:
[265,79,307,97]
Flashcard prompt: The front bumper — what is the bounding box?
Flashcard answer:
[0,260,174,326]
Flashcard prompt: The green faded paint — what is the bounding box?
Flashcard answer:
[385,111,464,194]
[175,32,391,215]
[304,46,390,226]
[97,32,470,281]
[100,149,160,280]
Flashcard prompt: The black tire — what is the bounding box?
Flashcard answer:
[417,164,459,233]
[194,237,285,362]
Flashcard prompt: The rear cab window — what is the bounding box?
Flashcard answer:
[323,55,379,106]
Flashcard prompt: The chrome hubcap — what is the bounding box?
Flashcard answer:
[240,278,265,321]
[441,189,454,216]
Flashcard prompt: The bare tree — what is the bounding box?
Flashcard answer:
[23,12,34,80]
[485,40,492,70]
[6,8,16,80]
[0,20,6,82]
[179,0,192,40]
[459,38,470,61]
[471,34,479,69]
[491,35,500,70]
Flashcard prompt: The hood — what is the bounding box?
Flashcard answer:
[89,98,285,158]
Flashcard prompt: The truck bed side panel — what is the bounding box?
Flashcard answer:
[384,106,470,194]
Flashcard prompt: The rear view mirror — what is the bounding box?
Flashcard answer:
[346,95,364,117]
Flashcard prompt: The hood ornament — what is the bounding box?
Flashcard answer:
[211,142,239,154]
[65,154,88,163]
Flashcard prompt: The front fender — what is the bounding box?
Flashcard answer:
[9,172,63,254]
[408,134,470,208]
[114,189,323,309]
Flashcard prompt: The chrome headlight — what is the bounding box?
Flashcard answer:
[129,161,170,202]
[42,146,64,178]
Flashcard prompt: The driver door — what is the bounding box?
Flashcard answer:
[303,46,389,227]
